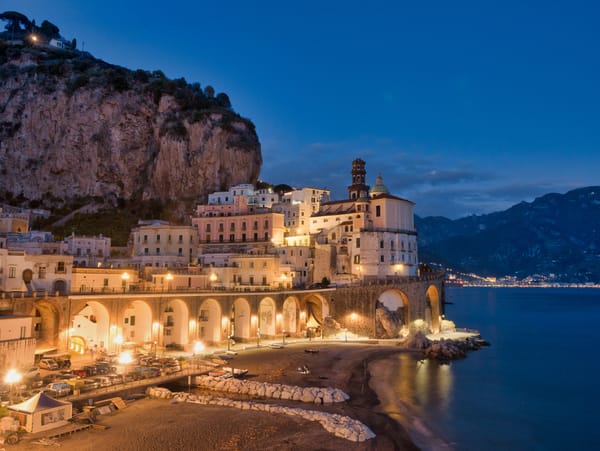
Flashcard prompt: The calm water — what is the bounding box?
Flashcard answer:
[383,287,600,450]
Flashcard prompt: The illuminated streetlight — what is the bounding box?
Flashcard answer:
[4,369,22,403]
[165,272,173,291]
[114,334,123,353]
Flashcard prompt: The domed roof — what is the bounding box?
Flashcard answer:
[370,173,389,196]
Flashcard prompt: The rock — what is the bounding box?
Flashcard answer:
[0,50,262,214]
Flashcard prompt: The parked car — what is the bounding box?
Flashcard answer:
[107,374,124,385]
[163,362,181,374]
[43,353,71,369]
[80,378,100,392]
[94,362,116,374]
[39,359,59,371]
[94,376,113,388]
[44,382,72,398]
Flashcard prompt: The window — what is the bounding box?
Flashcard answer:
[143,235,148,243]
[249,276,254,285]
[229,234,235,242]
[380,255,385,262]
[179,234,183,243]
[250,262,254,268]
[242,233,246,242]
[103,278,109,287]
[178,248,183,256]
[242,222,247,231]
[376,205,381,217]
[264,232,269,240]
[156,234,161,242]
[253,221,258,230]
[353,255,360,264]
[264,220,269,228]
[156,248,160,254]
[230,223,235,231]
[219,234,224,242]
[56,261,66,273]
[206,235,211,243]
[144,248,149,255]
[254,233,258,241]
[356,238,361,248]
[219,223,224,232]
[39,266,47,279]
[206,224,211,232]
[380,240,384,249]
[262,276,267,285]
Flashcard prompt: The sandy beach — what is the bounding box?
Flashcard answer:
[11,343,421,450]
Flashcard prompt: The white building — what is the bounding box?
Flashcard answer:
[130,220,196,269]
[0,314,36,370]
[65,233,111,268]
[0,249,72,295]
[308,159,418,284]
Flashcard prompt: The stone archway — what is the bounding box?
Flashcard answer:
[71,301,110,353]
[198,299,222,344]
[304,294,329,327]
[122,300,153,347]
[282,297,299,334]
[162,299,189,347]
[233,298,251,340]
[426,285,441,333]
[376,289,410,338]
[31,301,60,350]
[53,280,67,295]
[258,297,276,336]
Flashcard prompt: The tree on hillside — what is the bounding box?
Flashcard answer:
[40,19,60,39]
[0,11,32,34]
[204,85,215,99]
[216,92,231,109]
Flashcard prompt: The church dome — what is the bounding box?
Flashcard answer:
[370,173,389,196]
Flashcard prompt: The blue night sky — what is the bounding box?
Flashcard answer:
[12,1,600,218]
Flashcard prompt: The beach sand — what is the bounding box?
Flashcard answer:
[11,343,420,451]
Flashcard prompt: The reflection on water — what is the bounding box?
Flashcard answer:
[389,354,454,415]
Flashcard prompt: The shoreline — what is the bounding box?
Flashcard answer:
[12,343,433,450]
[367,354,455,450]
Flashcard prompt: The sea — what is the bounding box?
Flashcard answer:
[379,287,600,451]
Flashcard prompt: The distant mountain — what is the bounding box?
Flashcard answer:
[416,187,600,282]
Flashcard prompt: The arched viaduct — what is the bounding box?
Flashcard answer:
[6,273,445,354]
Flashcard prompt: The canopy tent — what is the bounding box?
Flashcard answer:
[8,392,72,433]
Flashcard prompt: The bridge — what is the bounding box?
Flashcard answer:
[5,272,445,354]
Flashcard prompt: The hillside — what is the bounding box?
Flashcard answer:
[416,187,600,282]
[0,20,261,225]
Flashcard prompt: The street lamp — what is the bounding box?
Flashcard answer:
[193,341,204,369]
[209,272,217,289]
[166,272,173,291]
[4,369,22,403]
[114,334,123,353]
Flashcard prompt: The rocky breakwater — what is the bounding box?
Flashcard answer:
[146,387,375,442]
[407,331,490,361]
[194,375,349,404]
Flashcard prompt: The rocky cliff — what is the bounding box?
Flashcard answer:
[0,43,262,212]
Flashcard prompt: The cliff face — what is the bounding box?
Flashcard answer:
[0,45,262,208]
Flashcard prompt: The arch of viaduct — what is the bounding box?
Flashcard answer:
[9,274,445,354]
